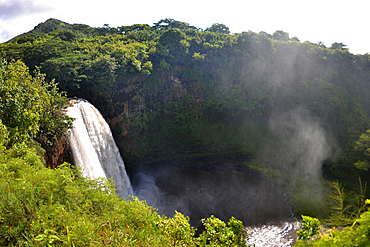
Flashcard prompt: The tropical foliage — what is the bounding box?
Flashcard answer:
[0,149,248,246]
[296,203,370,246]
[0,57,249,246]
[3,17,370,245]
[3,18,369,171]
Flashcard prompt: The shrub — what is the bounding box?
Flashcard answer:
[199,215,248,246]
[297,215,321,240]
[0,142,250,246]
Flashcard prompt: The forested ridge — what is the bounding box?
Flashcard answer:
[3,18,370,166]
[2,18,370,245]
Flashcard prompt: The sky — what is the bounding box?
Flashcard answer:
[0,0,369,55]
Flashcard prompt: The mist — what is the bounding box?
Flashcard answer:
[129,106,334,229]
[131,160,294,229]
[260,107,334,215]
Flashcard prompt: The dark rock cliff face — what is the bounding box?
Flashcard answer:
[105,73,194,168]
[44,135,72,169]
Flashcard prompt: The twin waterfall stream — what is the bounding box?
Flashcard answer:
[67,99,301,247]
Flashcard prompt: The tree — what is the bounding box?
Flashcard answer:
[316,41,326,48]
[272,30,289,41]
[118,24,152,34]
[354,129,370,171]
[205,23,230,34]
[0,58,45,144]
[56,30,77,41]
[41,54,90,92]
[157,28,186,46]
[154,18,198,31]
[72,24,93,35]
[0,57,71,149]
[330,42,347,50]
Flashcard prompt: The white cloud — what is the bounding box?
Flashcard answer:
[0,0,53,20]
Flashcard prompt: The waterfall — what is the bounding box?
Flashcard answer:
[66,99,133,198]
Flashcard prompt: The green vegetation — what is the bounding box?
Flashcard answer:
[3,17,370,245]
[297,215,321,240]
[0,57,249,246]
[0,149,248,246]
[294,179,370,246]
[295,203,370,246]
[2,18,369,170]
[0,58,71,157]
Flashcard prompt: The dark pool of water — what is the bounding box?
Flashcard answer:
[131,161,293,229]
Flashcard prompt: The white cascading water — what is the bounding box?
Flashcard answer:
[245,221,301,247]
[66,99,133,198]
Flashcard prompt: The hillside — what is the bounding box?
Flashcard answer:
[4,18,73,43]
[3,18,370,246]
[2,17,370,212]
